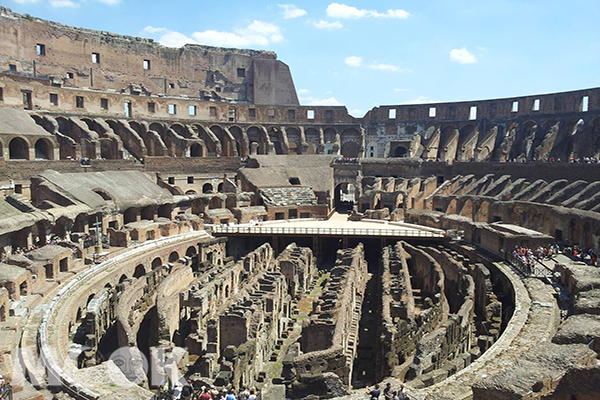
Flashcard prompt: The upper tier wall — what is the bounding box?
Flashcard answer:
[0,6,298,105]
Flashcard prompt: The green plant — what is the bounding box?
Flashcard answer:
[24,14,34,21]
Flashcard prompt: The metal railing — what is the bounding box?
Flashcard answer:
[506,253,555,280]
[208,224,446,238]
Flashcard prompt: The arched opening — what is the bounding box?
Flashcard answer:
[247,126,266,155]
[190,143,203,157]
[334,182,357,212]
[202,183,214,194]
[9,137,29,159]
[217,183,224,193]
[141,206,155,221]
[185,190,197,195]
[152,257,162,269]
[168,251,180,263]
[186,246,197,257]
[157,204,172,219]
[124,208,138,224]
[133,264,146,278]
[119,274,129,284]
[305,128,320,154]
[446,199,458,215]
[34,138,52,160]
[393,146,408,158]
[229,126,245,157]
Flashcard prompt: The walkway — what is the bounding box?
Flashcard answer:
[209,213,446,239]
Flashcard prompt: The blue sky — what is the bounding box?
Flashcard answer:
[5,0,600,116]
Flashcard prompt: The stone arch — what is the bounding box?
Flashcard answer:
[133,264,146,278]
[152,257,162,269]
[286,127,302,155]
[171,123,191,138]
[149,122,165,135]
[217,182,224,193]
[392,146,408,158]
[460,199,474,219]
[334,182,357,211]
[229,125,246,157]
[203,183,214,194]
[446,198,458,215]
[124,208,137,224]
[119,274,128,284]
[168,251,180,263]
[247,126,268,155]
[305,128,320,154]
[193,124,219,156]
[340,128,361,157]
[210,125,235,156]
[34,138,53,160]
[186,246,197,257]
[9,137,30,159]
[189,143,204,157]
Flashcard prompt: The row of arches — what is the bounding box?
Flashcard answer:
[2,136,56,160]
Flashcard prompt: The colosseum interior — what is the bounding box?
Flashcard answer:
[0,6,600,400]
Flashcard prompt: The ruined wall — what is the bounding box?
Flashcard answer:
[0,7,301,106]
[295,244,369,386]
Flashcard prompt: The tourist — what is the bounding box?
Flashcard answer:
[238,386,250,400]
[171,381,183,399]
[398,384,407,400]
[248,387,258,400]
[225,388,237,400]
[198,386,212,400]
[383,382,393,399]
[366,384,381,399]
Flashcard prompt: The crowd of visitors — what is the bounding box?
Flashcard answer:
[154,381,260,400]
[366,382,408,399]
[334,157,360,164]
[511,243,599,273]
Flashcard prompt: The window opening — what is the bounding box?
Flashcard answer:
[148,102,155,113]
[511,101,519,113]
[36,44,46,56]
[469,106,477,120]
[533,99,540,111]
[143,60,150,70]
[429,107,436,118]
[248,108,256,118]
[307,110,315,120]
[101,98,108,110]
[168,104,176,115]
[76,96,84,108]
[581,96,589,112]
[189,105,197,116]
[388,109,396,119]
[50,93,58,106]
[91,53,100,63]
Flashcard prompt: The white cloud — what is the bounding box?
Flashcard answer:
[98,0,120,4]
[11,0,39,3]
[313,20,343,29]
[50,0,78,7]
[151,21,284,49]
[300,96,342,106]
[159,31,195,48]
[278,4,307,19]
[394,88,410,92]
[298,89,309,94]
[401,96,438,104]
[350,109,364,117]
[143,26,167,34]
[326,3,409,19]
[450,47,477,64]
[369,63,402,72]
[345,56,363,67]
